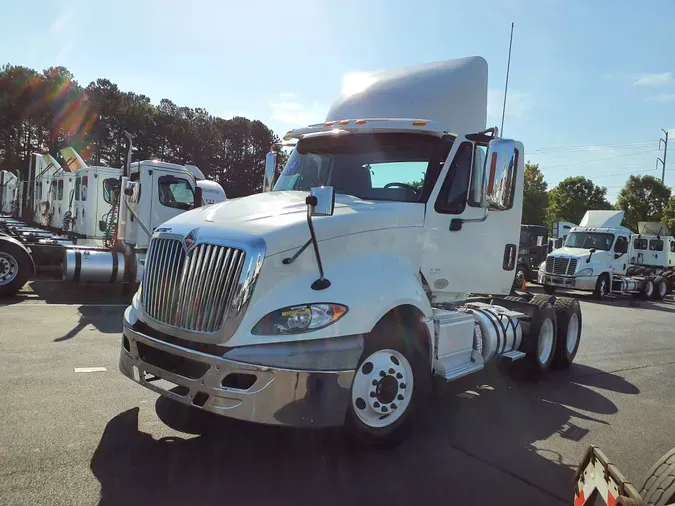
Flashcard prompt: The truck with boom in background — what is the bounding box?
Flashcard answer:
[118,57,585,445]
[0,140,226,297]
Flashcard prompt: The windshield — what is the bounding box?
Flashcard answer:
[273,133,440,202]
[564,231,614,251]
[158,176,195,211]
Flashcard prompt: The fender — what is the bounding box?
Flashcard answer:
[0,235,36,275]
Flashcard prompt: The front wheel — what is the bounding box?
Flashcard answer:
[513,265,528,289]
[593,274,609,300]
[345,320,431,447]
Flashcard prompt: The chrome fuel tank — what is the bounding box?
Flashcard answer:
[62,248,125,283]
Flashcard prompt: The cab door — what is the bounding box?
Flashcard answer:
[422,136,522,301]
[610,235,629,275]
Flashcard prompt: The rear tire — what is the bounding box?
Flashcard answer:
[639,446,675,506]
[550,298,582,369]
[640,278,655,300]
[544,284,556,295]
[345,319,431,448]
[523,303,557,378]
[653,276,668,300]
[593,273,610,300]
[644,267,655,276]
[0,242,30,298]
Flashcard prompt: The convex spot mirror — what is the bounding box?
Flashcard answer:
[484,138,516,210]
[308,186,335,217]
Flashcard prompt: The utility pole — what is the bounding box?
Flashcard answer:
[657,129,668,184]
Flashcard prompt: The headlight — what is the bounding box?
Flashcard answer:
[252,303,348,335]
[577,268,593,277]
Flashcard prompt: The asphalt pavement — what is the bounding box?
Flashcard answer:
[0,281,674,506]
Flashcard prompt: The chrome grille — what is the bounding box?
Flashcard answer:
[545,257,577,276]
[141,238,247,333]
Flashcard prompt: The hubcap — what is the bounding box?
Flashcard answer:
[600,280,607,296]
[566,313,580,354]
[351,349,414,428]
[515,269,525,285]
[0,252,19,286]
[538,318,554,365]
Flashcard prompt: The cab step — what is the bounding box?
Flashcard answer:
[501,350,526,361]
[435,350,485,382]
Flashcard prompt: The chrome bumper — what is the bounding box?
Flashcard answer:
[119,311,359,428]
[538,272,597,291]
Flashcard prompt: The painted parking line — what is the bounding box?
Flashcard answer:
[74,367,108,373]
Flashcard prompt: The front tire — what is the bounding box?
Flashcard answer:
[639,446,675,506]
[544,284,557,295]
[593,273,610,300]
[345,320,431,447]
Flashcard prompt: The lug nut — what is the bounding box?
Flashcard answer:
[391,403,397,409]
[374,401,380,408]
[396,373,403,379]
[379,371,386,377]
[389,368,395,374]
[370,392,376,398]
[381,406,388,413]
[372,380,378,386]
[400,383,406,389]
[397,394,404,401]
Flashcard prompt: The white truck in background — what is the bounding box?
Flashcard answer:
[548,221,576,252]
[0,139,226,296]
[538,210,671,300]
[118,57,584,446]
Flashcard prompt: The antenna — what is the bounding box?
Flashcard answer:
[500,22,514,137]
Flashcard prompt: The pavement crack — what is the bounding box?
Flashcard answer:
[445,442,568,505]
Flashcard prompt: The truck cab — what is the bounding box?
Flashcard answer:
[538,211,635,298]
[119,57,584,445]
[515,224,548,286]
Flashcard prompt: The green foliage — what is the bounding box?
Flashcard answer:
[522,161,548,225]
[547,176,613,226]
[663,196,675,234]
[0,64,282,197]
[616,175,671,231]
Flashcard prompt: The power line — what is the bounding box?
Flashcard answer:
[540,149,659,170]
[589,168,659,179]
[529,140,656,152]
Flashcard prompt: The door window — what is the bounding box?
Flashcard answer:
[81,176,88,201]
[633,238,647,250]
[158,176,195,210]
[614,236,628,254]
[435,142,473,214]
[103,178,118,204]
[75,177,81,201]
[57,180,64,200]
[670,241,675,253]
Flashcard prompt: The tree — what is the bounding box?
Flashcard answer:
[661,196,675,233]
[547,176,613,226]
[522,162,548,225]
[616,175,671,231]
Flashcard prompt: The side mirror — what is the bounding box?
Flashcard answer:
[308,186,335,217]
[263,152,277,192]
[484,139,516,210]
[194,186,203,208]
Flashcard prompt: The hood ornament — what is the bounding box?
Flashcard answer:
[183,230,197,252]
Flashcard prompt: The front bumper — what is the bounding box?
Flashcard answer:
[538,272,597,291]
[119,308,359,428]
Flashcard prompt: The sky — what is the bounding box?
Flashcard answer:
[1,0,675,202]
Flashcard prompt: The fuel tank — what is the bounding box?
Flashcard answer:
[62,248,125,283]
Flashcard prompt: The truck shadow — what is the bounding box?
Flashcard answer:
[90,364,638,506]
[53,305,125,342]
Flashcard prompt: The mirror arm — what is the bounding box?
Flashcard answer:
[282,238,312,266]
[449,207,488,232]
[305,195,331,290]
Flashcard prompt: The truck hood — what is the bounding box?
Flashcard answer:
[549,247,593,259]
[549,247,614,268]
[160,191,425,256]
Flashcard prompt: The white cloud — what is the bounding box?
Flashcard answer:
[633,72,672,86]
[647,93,675,102]
[487,90,532,122]
[269,93,325,127]
[581,145,615,153]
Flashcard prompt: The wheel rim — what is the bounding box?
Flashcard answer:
[658,281,667,297]
[599,280,607,297]
[538,318,555,364]
[0,252,19,286]
[515,269,525,285]
[646,282,653,297]
[566,313,579,354]
[351,349,414,428]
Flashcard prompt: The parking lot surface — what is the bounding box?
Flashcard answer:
[0,282,674,505]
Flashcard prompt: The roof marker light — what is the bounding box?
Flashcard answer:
[324,121,335,127]
[338,120,349,125]
[413,121,427,126]
[355,119,367,125]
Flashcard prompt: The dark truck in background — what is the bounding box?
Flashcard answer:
[514,225,549,288]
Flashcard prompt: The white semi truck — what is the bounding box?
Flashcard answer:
[0,138,226,297]
[118,57,584,445]
[538,210,671,300]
